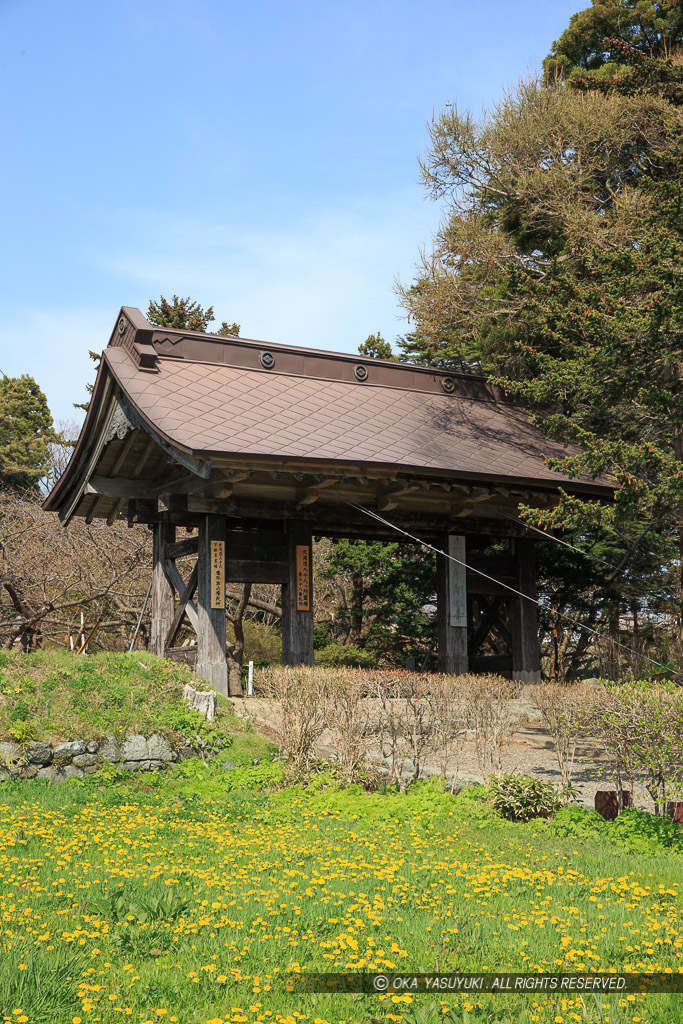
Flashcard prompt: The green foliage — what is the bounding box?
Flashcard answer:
[549,804,683,854]
[0,375,55,490]
[227,619,281,666]
[147,294,217,332]
[313,641,376,668]
[543,0,683,87]
[147,295,240,336]
[0,651,242,746]
[317,538,436,665]
[158,704,233,755]
[399,11,683,675]
[488,772,562,822]
[358,331,394,360]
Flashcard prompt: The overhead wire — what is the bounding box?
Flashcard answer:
[348,503,680,679]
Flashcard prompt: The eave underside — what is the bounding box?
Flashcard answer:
[56,416,608,541]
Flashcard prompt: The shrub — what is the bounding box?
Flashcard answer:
[462,674,520,776]
[580,680,683,815]
[256,667,329,766]
[315,642,376,668]
[488,772,562,822]
[535,683,590,802]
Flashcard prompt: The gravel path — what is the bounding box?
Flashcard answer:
[229,696,655,812]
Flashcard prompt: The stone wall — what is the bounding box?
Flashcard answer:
[0,733,198,783]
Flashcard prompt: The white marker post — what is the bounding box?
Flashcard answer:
[247,660,254,697]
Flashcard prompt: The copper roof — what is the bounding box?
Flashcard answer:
[105,346,592,487]
[44,307,612,523]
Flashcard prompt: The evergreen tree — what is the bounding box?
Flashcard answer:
[0,375,55,491]
[358,332,395,360]
[147,295,240,336]
[397,3,683,667]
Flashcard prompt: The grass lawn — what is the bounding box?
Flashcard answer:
[0,766,682,1024]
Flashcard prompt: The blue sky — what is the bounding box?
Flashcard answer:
[1,0,583,425]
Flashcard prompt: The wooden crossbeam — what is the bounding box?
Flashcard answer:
[164,559,199,631]
[164,563,199,650]
[166,536,199,560]
[87,476,156,498]
[297,478,339,506]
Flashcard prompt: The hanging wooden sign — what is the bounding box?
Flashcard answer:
[210,540,225,609]
[448,534,467,628]
[295,544,311,612]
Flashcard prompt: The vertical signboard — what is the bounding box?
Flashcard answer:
[295,544,311,612]
[448,534,467,627]
[210,540,225,609]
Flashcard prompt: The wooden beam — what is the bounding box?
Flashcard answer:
[164,563,199,650]
[87,476,157,498]
[151,520,175,656]
[196,514,228,695]
[297,478,339,506]
[436,533,468,674]
[225,559,289,584]
[106,499,125,526]
[166,536,199,560]
[511,537,541,683]
[164,559,199,631]
[376,483,415,512]
[281,519,314,666]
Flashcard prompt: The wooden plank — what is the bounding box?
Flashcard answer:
[282,520,314,666]
[225,559,289,584]
[436,532,468,674]
[447,535,467,628]
[151,520,175,656]
[210,540,225,609]
[225,529,286,561]
[164,563,199,650]
[196,514,228,695]
[511,538,541,683]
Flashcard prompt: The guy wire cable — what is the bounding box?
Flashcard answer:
[502,515,618,571]
[348,503,680,679]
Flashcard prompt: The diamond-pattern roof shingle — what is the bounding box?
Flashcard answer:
[105,348,604,489]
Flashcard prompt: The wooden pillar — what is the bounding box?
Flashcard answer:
[437,533,469,674]
[282,519,314,666]
[151,519,174,657]
[196,513,228,696]
[511,537,541,683]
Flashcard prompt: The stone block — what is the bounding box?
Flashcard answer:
[86,741,99,754]
[121,735,148,761]
[53,741,85,759]
[177,745,195,761]
[98,736,121,762]
[26,742,53,766]
[0,742,21,761]
[146,734,177,762]
[72,753,98,769]
[41,765,84,784]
